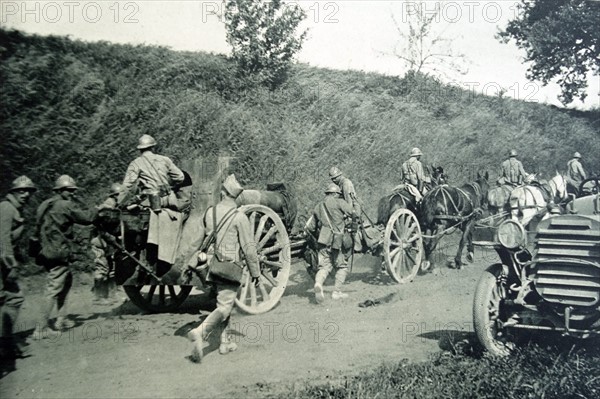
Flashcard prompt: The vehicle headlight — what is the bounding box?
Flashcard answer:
[497,220,526,249]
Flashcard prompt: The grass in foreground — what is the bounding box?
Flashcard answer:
[254,342,600,399]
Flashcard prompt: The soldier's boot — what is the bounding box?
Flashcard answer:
[33,300,55,340]
[332,268,349,300]
[54,316,75,331]
[314,270,328,304]
[92,279,110,305]
[188,310,224,363]
[218,320,237,355]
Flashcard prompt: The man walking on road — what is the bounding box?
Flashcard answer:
[186,174,261,363]
[305,183,354,303]
[0,176,36,371]
[34,175,96,337]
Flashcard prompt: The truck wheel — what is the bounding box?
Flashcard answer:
[473,264,515,356]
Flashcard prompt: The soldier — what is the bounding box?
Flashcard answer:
[566,152,586,196]
[400,148,426,202]
[499,150,528,186]
[91,183,124,305]
[33,175,96,336]
[119,134,185,208]
[329,166,361,215]
[0,176,36,368]
[187,175,261,363]
[305,183,354,303]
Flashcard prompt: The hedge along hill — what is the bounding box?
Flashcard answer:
[2,28,599,227]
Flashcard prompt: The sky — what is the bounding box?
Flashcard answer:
[1,0,598,109]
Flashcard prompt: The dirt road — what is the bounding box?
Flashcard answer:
[1,239,493,398]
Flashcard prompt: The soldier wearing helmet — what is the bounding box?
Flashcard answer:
[566,152,586,196]
[91,183,125,305]
[33,175,96,337]
[0,176,36,363]
[329,166,360,215]
[119,134,185,207]
[304,183,355,303]
[400,147,426,201]
[499,149,528,186]
[186,174,261,362]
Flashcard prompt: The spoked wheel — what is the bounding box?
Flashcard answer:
[383,209,423,283]
[123,285,192,313]
[473,264,515,356]
[235,205,291,314]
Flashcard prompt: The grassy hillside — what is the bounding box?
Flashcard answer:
[2,28,599,224]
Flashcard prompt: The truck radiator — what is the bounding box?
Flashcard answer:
[533,215,600,308]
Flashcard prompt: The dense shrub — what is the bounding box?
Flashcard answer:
[1,28,599,229]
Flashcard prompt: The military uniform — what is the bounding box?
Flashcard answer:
[400,148,426,201]
[35,176,95,334]
[0,176,35,365]
[122,152,184,195]
[337,176,361,215]
[187,175,260,362]
[0,195,26,360]
[119,134,185,205]
[401,158,425,188]
[306,185,354,302]
[500,154,527,186]
[92,184,123,303]
[566,154,586,194]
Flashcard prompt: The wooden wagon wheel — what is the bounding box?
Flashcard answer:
[383,208,423,283]
[235,204,291,314]
[123,285,192,313]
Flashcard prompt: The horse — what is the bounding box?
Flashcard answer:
[509,172,568,227]
[376,165,448,225]
[487,185,512,215]
[420,172,489,269]
[235,183,297,231]
[487,173,536,216]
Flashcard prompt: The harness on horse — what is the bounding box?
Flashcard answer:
[430,185,474,221]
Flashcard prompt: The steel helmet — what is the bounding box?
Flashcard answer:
[53,175,78,191]
[109,182,124,196]
[509,149,518,157]
[137,134,157,150]
[573,152,582,158]
[10,175,37,192]
[410,147,423,157]
[325,183,342,194]
[329,166,342,179]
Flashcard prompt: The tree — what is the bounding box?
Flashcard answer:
[224,0,308,89]
[386,2,469,80]
[499,0,600,105]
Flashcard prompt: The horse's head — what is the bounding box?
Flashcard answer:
[476,171,490,192]
[475,171,490,204]
[524,173,537,184]
[430,165,448,186]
